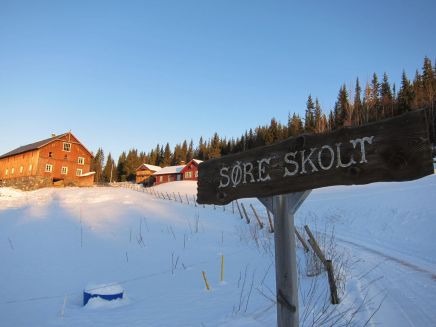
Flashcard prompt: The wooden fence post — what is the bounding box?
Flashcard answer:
[202,271,210,291]
[249,204,264,229]
[235,200,243,219]
[266,209,274,233]
[220,255,225,282]
[240,202,250,224]
[304,225,339,305]
[325,260,340,304]
[304,225,327,264]
[294,228,309,252]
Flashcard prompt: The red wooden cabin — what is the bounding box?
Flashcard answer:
[180,159,203,181]
[153,165,185,185]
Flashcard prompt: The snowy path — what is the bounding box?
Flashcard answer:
[338,237,436,327]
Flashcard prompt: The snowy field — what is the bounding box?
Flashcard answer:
[1,176,435,326]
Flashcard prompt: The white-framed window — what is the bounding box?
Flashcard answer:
[195,170,198,178]
[61,166,68,175]
[76,168,82,176]
[45,164,53,172]
[63,142,71,152]
[78,157,85,165]
[159,176,163,182]
[19,166,23,174]
[29,164,32,172]
[184,171,192,179]
[11,167,15,175]
[5,169,8,176]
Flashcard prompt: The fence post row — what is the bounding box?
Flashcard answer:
[303,225,339,304]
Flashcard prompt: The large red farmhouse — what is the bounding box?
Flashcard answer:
[180,159,203,181]
[0,132,94,190]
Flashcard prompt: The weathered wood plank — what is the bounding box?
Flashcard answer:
[197,110,433,205]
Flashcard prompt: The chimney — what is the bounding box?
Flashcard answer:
[51,133,56,137]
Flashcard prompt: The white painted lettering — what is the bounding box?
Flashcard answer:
[283,151,299,176]
[350,136,374,163]
[231,162,243,188]
[318,145,335,170]
[218,167,230,188]
[335,143,356,168]
[242,162,255,184]
[300,148,319,174]
[257,158,272,182]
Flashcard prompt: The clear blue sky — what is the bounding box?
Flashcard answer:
[1,0,435,160]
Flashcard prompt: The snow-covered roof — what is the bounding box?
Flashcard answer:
[79,171,96,177]
[136,163,162,172]
[191,159,203,165]
[153,165,185,176]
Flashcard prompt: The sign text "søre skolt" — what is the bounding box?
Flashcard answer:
[219,136,374,189]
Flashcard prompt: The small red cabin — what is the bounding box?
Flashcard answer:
[180,159,203,181]
[153,165,185,185]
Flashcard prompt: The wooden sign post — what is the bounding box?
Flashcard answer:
[197,110,434,327]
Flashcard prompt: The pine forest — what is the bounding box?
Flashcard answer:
[92,56,436,183]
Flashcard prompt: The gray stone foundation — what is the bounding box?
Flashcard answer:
[0,176,53,191]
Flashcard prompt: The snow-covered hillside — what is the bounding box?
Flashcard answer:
[1,176,435,326]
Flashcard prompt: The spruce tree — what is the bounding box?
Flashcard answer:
[333,85,349,128]
[102,153,116,183]
[304,95,315,132]
[289,114,303,136]
[353,78,362,126]
[380,73,393,117]
[91,148,104,183]
[187,140,194,161]
[370,73,380,120]
[197,137,207,160]
[412,70,423,109]
[397,70,414,114]
[162,143,172,166]
[172,144,181,165]
[125,149,140,181]
[314,98,322,133]
[422,57,435,142]
[181,140,188,163]
[267,118,280,144]
[117,151,127,182]
[208,133,221,159]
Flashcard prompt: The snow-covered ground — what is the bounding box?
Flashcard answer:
[1,175,435,326]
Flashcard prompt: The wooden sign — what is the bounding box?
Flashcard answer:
[197,109,434,205]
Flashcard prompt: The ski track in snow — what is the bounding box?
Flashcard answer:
[338,238,436,281]
[338,237,436,327]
